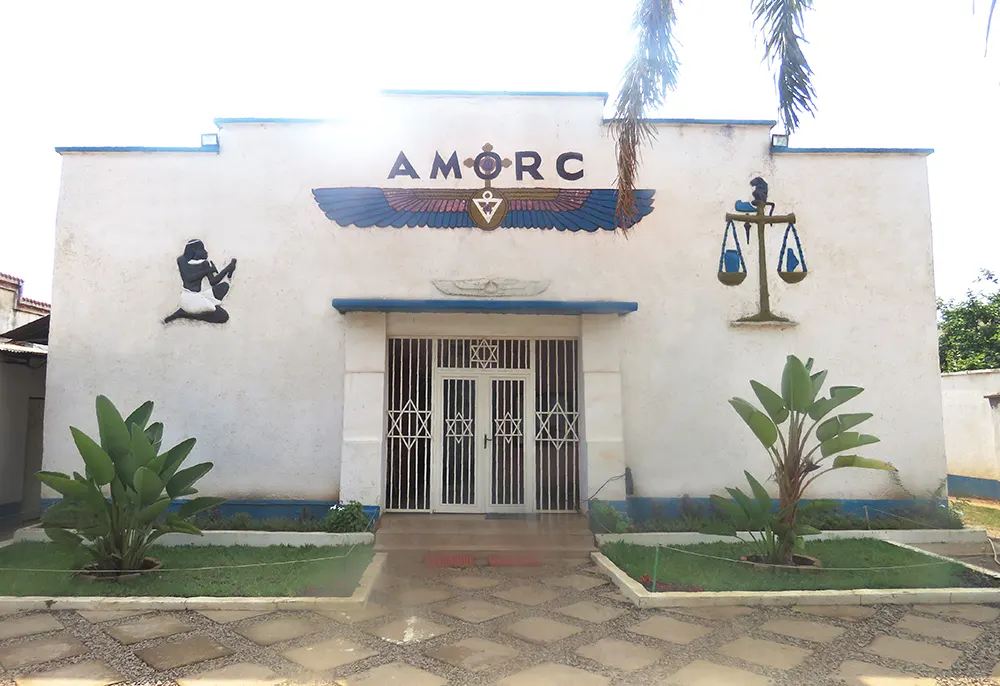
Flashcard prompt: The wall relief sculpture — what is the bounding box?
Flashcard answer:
[432,277,551,298]
[163,240,237,324]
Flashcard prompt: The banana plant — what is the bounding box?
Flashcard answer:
[724,355,895,565]
[36,396,225,572]
[703,471,821,563]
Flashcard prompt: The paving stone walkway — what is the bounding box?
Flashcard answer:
[4,559,1000,684]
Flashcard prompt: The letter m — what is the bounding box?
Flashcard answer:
[430,151,462,180]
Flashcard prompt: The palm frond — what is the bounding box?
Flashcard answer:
[752,0,817,133]
[612,0,680,232]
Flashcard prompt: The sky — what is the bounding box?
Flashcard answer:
[0,0,997,303]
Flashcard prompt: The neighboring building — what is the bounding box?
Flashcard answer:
[0,274,49,529]
[941,369,1000,500]
[42,91,944,520]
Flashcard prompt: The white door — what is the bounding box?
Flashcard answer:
[432,371,534,513]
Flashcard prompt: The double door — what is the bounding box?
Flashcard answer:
[432,371,535,513]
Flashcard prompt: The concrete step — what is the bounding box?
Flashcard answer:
[374,542,596,553]
[374,531,595,548]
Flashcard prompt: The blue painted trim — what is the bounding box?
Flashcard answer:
[331,298,638,316]
[772,147,934,156]
[594,497,949,523]
[55,144,220,154]
[947,474,1000,500]
[0,501,22,525]
[383,89,609,103]
[40,498,382,523]
[603,117,777,127]
[213,117,329,127]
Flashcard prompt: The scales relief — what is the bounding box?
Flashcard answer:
[718,177,806,323]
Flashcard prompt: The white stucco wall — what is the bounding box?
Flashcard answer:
[941,369,1000,482]
[44,93,944,506]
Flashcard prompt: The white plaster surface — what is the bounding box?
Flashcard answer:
[595,528,989,546]
[44,93,943,507]
[941,369,1000,482]
[14,526,373,548]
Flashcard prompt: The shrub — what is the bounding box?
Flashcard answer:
[324,501,371,533]
[589,500,633,533]
[37,396,224,571]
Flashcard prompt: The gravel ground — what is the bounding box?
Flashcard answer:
[3,559,1000,684]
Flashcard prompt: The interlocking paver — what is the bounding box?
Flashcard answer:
[670,606,756,621]
[794,605,876,622]
[493,584,562,606]
[0,634,87,669]
[864,635,963,669]
[136,635,234,670]
[556,600,625,623]
[575,637,662,671]
[663,659,773,685]
[913,603,1000,623]
[197,609,273,624]
[717,636,812,670]
[629,615,713,645]
[317,603,389,624]
[895,613,983,642]
[496,662,610,685]
[14,659,124,686]
[760,617,845,643]
[436,598,514,623]
[834,659,936,686]
[504,616,582,644]
[424,636,518,671]
[371,616,453,644]
[396,586,453,606]
[446,575,501,590]
[0,613,63,640]
[543,573,607,591]
[236,616,319,646]
[282,636,378,670]
[105,615,192,645]
[177,662,282,685]
[337,661,447,685]
[77,609,151,623]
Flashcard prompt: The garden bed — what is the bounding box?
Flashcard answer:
[602,539,997,592]
[13,525,374,548]
[0,542,374,598]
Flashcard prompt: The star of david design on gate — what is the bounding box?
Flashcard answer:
[444,412,475,439]
[469,339,499,368]
[535,400,580,449]
[386,399,431,449]
[493,412,523,442]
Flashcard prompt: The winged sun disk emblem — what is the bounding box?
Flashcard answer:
[311,186,656,232]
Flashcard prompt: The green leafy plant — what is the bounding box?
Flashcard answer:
[36,395,225,572]
[724,355,895,565]
[324,501,371,533]
[589,500,634,534]
[704,471,821,563]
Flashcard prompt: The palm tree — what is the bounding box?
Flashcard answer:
[611,0,997,230]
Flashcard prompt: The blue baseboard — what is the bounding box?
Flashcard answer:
[593,496,942,524]
[947,474,1000,500]
[0,501,22,530]
[39,499,382,522]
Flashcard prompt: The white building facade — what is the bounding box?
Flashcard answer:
[43,91,944,519]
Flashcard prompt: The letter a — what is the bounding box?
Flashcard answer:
[388,151,420,179]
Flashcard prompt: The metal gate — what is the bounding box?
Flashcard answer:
[384,337,580,513]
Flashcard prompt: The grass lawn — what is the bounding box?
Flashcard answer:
[601,539,997,592]
[954,499,1000,537]
[0,543,373,597]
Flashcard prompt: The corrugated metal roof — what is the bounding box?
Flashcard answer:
[0,341,47,356]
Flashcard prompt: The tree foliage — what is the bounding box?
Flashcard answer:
[938,270,1000,372]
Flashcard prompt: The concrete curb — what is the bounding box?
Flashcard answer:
[595,528,988,547]
[13,526,374,548]
[592,550,1000,608]
[0,552,387,612]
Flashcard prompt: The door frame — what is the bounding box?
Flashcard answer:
[430,368,536,513]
